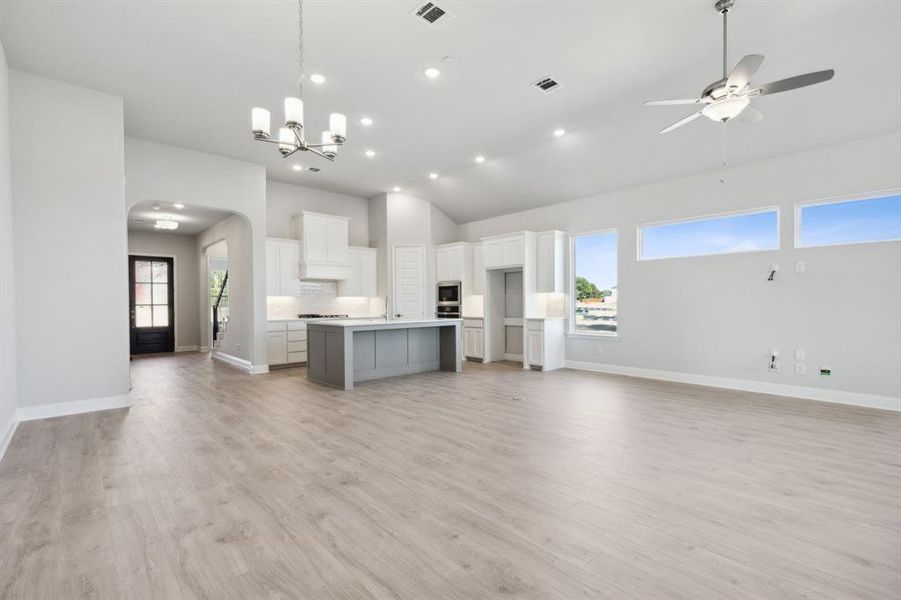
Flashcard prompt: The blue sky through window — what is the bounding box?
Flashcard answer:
[575,231,617,291]
[641,210,778,260]
[800,194,901,247]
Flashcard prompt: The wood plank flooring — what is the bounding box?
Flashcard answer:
[1,353,899,599]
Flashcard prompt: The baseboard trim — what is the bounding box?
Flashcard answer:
[16,393,132,422]
[250,364,270,374]
[565,360,901,412]
[0,415,19,463]
[175,345,200,352]
[199,345,210,352]
[212,351,253,372]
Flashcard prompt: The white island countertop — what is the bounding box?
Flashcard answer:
[306,318,461,328]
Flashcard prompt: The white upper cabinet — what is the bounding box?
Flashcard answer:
[482,233,525,269]
[294,211,352,280]
[265,238,301,296]
[338,247,377,298]
[536,230,567,293]
[436,243,465,282]
[472,244,484,295]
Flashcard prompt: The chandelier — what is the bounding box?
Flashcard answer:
[250,0,346,161]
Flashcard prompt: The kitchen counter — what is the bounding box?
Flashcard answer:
[306,318,462,389]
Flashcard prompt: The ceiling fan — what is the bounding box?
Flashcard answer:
[646,0,835,134]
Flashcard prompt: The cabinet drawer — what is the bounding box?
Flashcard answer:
[287,321,307,331]
[267,322,288,332]
[287,330,307,342]
[287,351,307,363]
[526,320,545,331]
[287,341,306,353]
[463,319,484,329]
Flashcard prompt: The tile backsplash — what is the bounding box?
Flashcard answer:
[267,280,382,319]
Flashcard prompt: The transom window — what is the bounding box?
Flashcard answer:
[797,192,901,247]
[639,208,779,260]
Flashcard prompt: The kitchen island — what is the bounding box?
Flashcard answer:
[306,318,462,390]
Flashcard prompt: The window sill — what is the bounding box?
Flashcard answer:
[567,332,619,340]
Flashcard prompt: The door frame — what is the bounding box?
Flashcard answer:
[391,243,427,319]
[128,253,176,354]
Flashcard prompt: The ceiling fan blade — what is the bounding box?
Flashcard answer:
[658,111,703,134]
[752,69,835,96]
[727,54,765,90]
[644,98,705,106]
[737,105,763,124]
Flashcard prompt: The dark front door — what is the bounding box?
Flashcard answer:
[129,255,175,354]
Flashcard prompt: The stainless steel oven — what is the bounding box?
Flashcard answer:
[436,281,461,318]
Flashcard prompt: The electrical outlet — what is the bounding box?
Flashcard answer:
[795,348,806,361]
[795,363,806,375]
[593,346,603,356]
[795,261,806,273]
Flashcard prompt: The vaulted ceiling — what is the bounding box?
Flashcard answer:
[2,0,899,222]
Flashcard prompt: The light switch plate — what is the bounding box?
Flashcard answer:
[795,348,806,361]
[795,261,806,273]
[795,363,806,375]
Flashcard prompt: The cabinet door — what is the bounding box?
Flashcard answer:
[527,330,543,366]
[359,250,377,297]
[303,214,329,262]
[447,245,462,281]
[436,247,451,282]
[536,233,554,293]
[267,331,288,365]
[483,240,503,268]
[463,328,473,357]
[472,245,484,295]
[265,240,281,296]
[473,329,484,358]
[326,217,349,263]
[338,248,359,296]
[278,241,300,296]
[503,236,524,266]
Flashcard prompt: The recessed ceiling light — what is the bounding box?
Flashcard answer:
[173,203,185,209]
[152,203,161,210]
[360,117,373,126]
[310,73,326,84]
[154,219,179,230]
[392,186,402,192]
[553,128,566,137]
[429,172,439,180]
[292,164,303,171]
[424,67,441,79]
[474,155,486,163]
[365,150,376,158]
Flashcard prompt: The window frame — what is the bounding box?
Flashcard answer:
[636,205,781,262]
[568,227,619,339]
[795,188,901,249]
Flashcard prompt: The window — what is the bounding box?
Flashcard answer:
[573,231,617,335]
[133,259,170,327]
[639,209,779,260]
[798,193,901,247]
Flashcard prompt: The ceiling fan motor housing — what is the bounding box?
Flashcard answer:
[715,0,735,14]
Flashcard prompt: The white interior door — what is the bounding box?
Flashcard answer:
[393,245,426,319]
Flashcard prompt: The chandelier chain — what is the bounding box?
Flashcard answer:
[297,0,304,98]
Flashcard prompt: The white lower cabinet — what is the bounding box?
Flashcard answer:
[526,319,565,371]
[463,318,484,360]
[267,321,308,365]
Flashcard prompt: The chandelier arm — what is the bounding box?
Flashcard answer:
[305,141,345,149]
[306,146,335,161]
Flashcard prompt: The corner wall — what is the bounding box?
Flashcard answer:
[459,133,901,404]
[0,42,17,455]
[10,70,130,413]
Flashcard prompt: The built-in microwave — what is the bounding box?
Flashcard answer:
[437,281,461,306]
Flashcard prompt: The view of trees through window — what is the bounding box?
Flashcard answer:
[210,268,228,321]
[573,231,617,334]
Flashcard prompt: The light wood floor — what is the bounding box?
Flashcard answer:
[1,354,899,599]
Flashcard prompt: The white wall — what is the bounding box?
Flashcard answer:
[459,133,901,401]
[266,180,369,245]
[10,71,130,408]
[127,230,201,350]
[124,138,268,370]
[0,42,17,452]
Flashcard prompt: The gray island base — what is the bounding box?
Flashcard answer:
[306,319,463,390]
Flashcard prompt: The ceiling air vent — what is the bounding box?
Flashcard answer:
[532,76,562,94]
[413,2,452,28]
[308,167,322,173]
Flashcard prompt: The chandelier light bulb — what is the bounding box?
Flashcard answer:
[251,107,271,138]
[329,113,347,143]
[278,127,295,155]
[321,130,338,158]
[284,97,304,127]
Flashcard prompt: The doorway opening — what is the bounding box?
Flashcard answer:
[206,242,229,351]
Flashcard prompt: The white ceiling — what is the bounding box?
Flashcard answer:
[3,1,899,223]
[128,201,233,236]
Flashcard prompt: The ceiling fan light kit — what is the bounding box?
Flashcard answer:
[250,0,347,161]
[646,0,835,134]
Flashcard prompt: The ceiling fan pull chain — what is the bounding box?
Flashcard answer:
[721,123,729,168]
